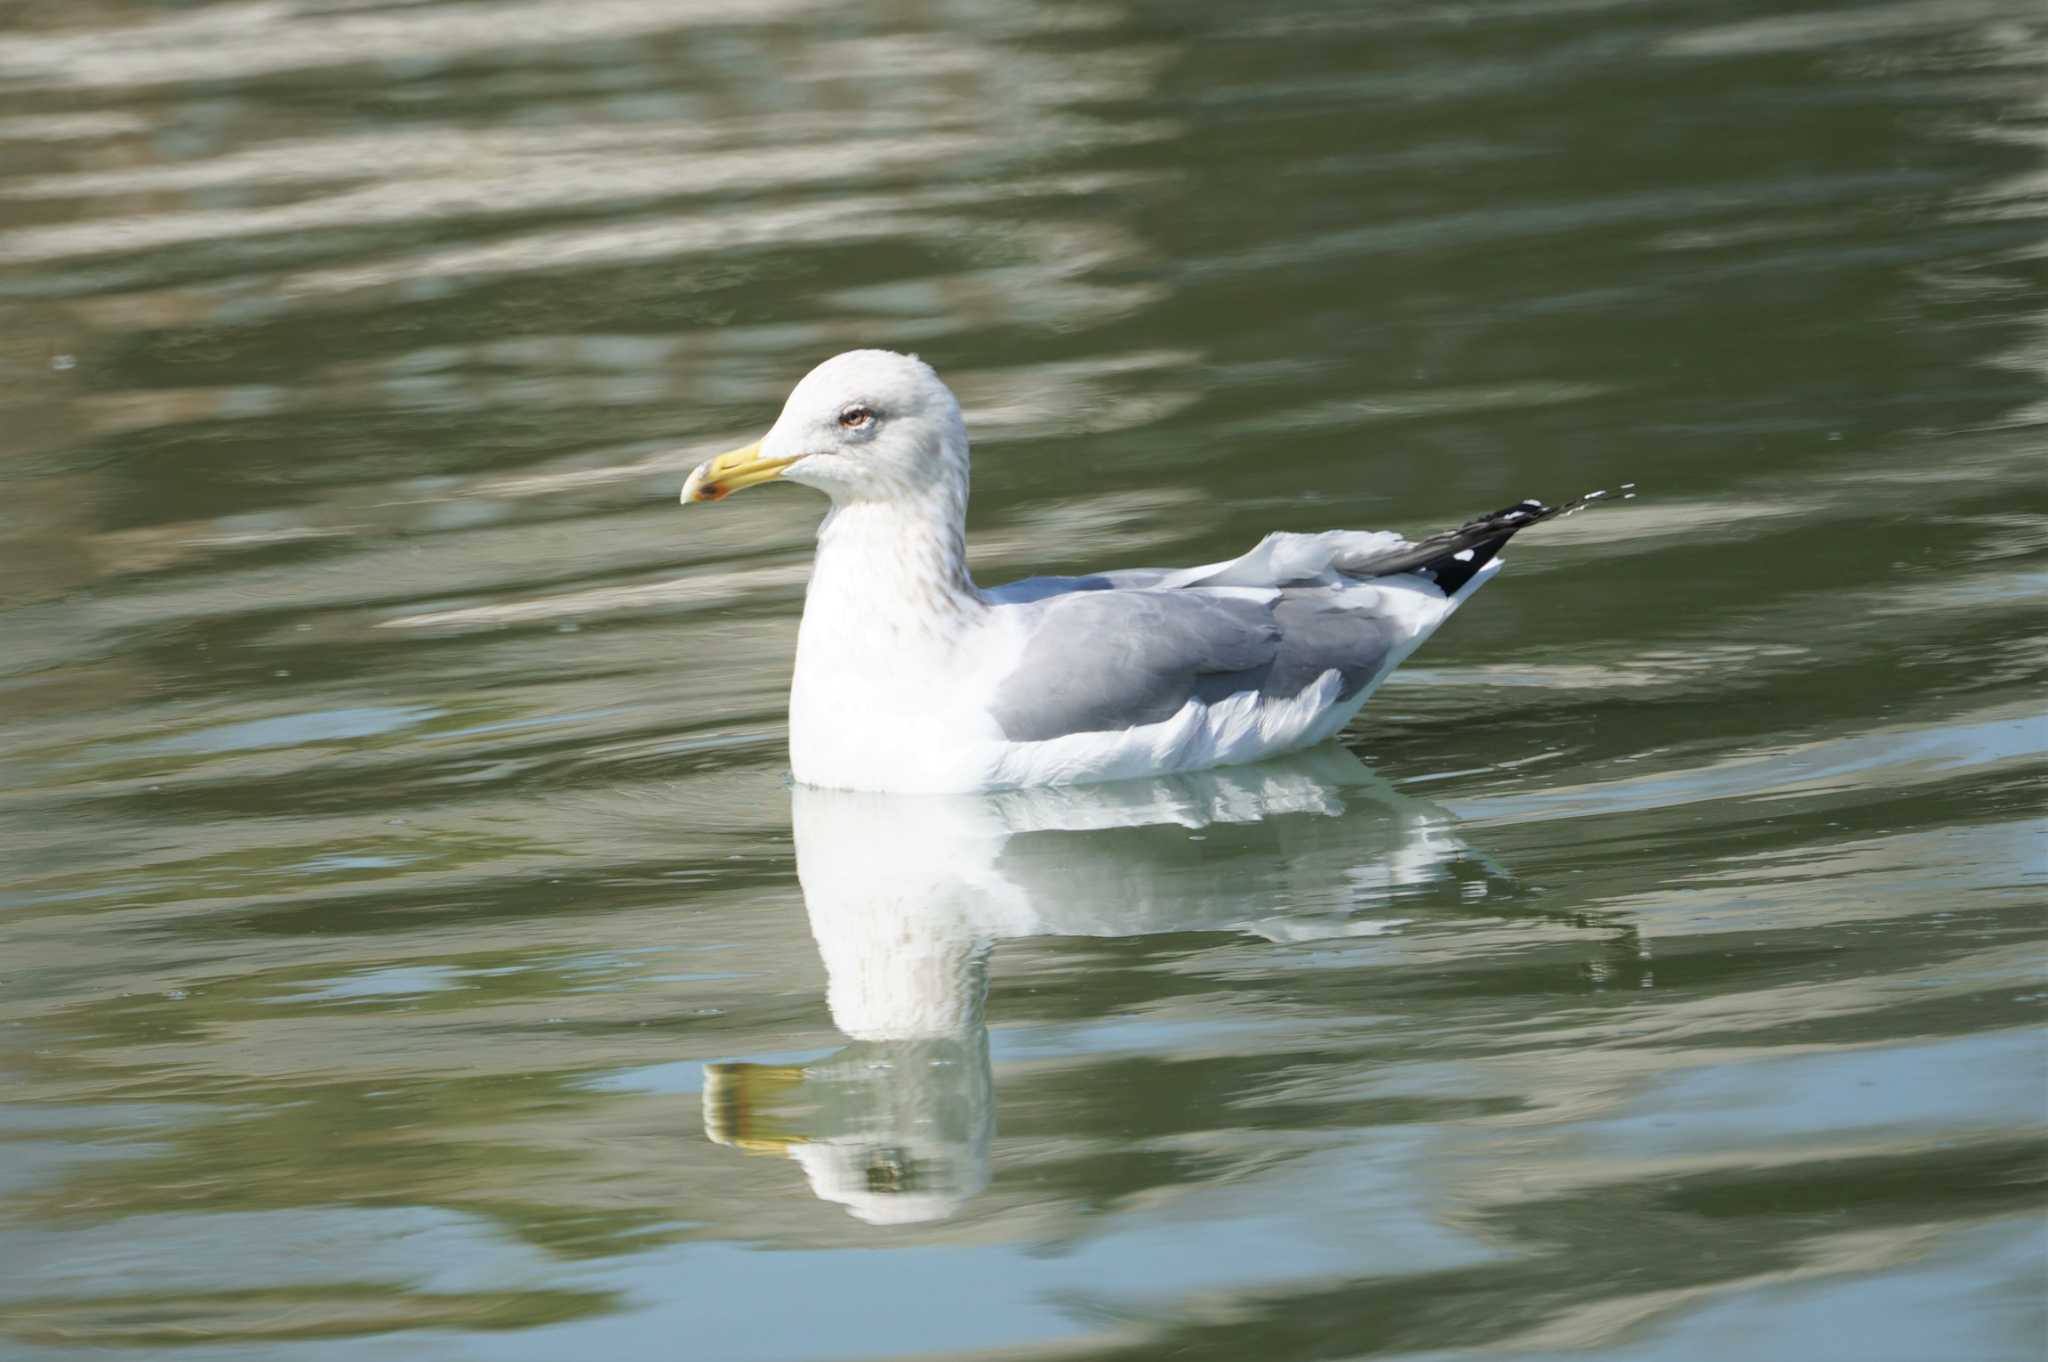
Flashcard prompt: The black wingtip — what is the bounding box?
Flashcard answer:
[1421,502,1550,595]
[1340,485,1630,594]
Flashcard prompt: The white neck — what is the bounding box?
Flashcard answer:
[787,475,990,788]
[802,479,983,658]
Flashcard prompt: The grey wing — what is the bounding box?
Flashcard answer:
[989,499,1583,605]
[987,589,1402,743]
[981,567,1176,605]
[985,534,1398,602]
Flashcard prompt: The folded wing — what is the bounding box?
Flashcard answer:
[987,587,1402,743]
[980,495,1592,749]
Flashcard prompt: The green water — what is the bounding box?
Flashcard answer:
[1,1,2044,1358]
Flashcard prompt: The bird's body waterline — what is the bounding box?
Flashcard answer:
[682,349,1589,793]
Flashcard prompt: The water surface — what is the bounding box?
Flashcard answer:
[1,0,2045,1358]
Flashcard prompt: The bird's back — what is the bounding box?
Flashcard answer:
[959,528,1508,789]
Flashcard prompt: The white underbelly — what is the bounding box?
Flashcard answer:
[791,668,1372,794]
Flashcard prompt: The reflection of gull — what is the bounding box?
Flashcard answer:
[704,748,1501,1224]
[683,350,1604,792]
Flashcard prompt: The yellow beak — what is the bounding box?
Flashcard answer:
[680,439,799,504]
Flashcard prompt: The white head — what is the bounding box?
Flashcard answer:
[681,350,968,508]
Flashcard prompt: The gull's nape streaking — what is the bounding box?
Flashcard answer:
[683,349,1604,794]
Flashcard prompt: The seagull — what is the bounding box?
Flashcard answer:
[683,349,1599,793]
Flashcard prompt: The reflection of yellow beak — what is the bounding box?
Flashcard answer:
[680,440,799,504]
[702,1063,809,1152]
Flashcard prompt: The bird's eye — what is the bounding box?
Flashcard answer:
[837,405,875,430]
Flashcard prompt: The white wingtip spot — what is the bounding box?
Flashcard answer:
[1453,549,1475,561]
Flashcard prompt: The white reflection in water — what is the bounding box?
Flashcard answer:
[705,748,1496,1224]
